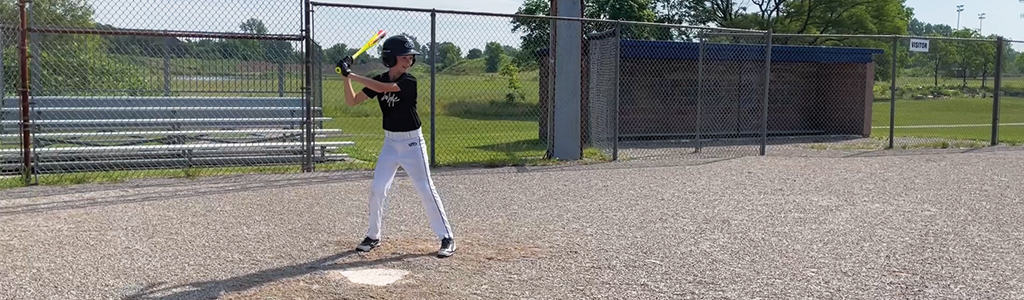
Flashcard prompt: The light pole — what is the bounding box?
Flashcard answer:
[979,13,986,34]
[957,5,964,29]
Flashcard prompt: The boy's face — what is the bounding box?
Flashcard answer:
[393,55,415,70]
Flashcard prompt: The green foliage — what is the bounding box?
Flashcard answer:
[436,42,463,71]
[1016,49,1024,74]
[38,44,154,96]
[510,0,666,70]
[2,47,17,96]
[484,42,504,73]
[656,0,912,35]
[467,48,482,59]
[1,0,152,95]
[499,62,524,103]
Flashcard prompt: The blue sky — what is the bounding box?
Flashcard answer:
[87,0,1024,52]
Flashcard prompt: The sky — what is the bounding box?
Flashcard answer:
[905,0,1023,40]
[86,0,1024,53]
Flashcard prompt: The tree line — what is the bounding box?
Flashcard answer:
[905,19,1024,88]
[4,0,1023,97]
[316,33,521,74]
[509,0,1024,83]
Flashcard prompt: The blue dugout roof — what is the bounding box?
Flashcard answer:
[539,39,886,64]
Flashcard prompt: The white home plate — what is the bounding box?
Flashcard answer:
[326,268,410,286]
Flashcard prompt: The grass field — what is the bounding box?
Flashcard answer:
[871,75,1024,145]
[871,96,1024,144]
[314,66,580,167]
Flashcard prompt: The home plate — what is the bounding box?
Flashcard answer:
[325,268,410,286]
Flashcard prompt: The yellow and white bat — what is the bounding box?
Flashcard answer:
[336,30,386,74]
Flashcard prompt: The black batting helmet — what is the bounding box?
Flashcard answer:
[381,35,420,68]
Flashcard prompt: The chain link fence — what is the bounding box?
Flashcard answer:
[584,23,773,161]
[2,1,1022,188]
[760,35,894,155]
[309,5,431,171]
[1,25,23,187]
[893,36,1001,149]
[1000,40,1024,146]
[2,0,318,187]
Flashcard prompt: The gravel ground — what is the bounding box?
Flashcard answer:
[2,149,1024,299]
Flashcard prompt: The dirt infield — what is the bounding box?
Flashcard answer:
[2,149,1024,299]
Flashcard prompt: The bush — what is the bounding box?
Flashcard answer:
[499,63,524,103]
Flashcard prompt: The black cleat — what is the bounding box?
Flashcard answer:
[437,237,456,258]
[355,237,380,252]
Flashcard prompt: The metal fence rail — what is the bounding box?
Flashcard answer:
[2,0,1020,187]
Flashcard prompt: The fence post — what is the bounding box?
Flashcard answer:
[696,30,705,153]
[278,61,285,97]
[17,0,32,184]
[992,36,1003,146]
[301,0,314,172]
[1,31,6,134]
[889,36,897,149]
[429,9,437,167]
[760,29,772,156]
[163,38,171,96]
[612,21,620,161]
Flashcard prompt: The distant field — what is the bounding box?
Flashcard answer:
[871,96,1024,144]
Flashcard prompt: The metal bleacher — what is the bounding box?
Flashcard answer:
[0,95,354,174]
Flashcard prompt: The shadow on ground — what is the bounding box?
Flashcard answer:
[0,173,375,216]
[122,250,434,300]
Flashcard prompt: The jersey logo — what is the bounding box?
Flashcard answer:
[381,93,400,107]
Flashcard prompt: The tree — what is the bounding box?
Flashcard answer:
[235,18,267,60]
[437,42,462,70]
[1017,52,1024,75]
[484,42,504,73]
[921,35,956,86]
[500,63,524,103]
[510,0,551,69]
[502,45,520,58]
[654,0,913,36]
[1,0,150,96]
[322,43,349,65]
[240,18,268,35]
[510,0,666,69]
[908,18,954,37]
[467,48,482,59]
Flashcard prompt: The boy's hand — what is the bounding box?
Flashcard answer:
[336,56,353,77]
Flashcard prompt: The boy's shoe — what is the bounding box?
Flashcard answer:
[437,237,456,258]
[355,237,380,252]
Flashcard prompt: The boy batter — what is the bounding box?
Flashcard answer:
[336,35,456,258]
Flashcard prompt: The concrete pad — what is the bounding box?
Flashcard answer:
[326,268,410,286]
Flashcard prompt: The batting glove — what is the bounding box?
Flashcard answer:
[336,56,353,77]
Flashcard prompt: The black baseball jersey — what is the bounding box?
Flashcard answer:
[362,72,421,132]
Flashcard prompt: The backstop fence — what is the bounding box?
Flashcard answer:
[1,0,1020,187]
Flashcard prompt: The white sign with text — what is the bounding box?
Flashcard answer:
[910,39,930,53]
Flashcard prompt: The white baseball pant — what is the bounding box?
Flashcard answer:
[365,128,454,240]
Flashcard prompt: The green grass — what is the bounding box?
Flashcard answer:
[315,67,570,167]
[870,96,1024,145]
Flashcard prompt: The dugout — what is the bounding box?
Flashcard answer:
[536,34,885,145]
